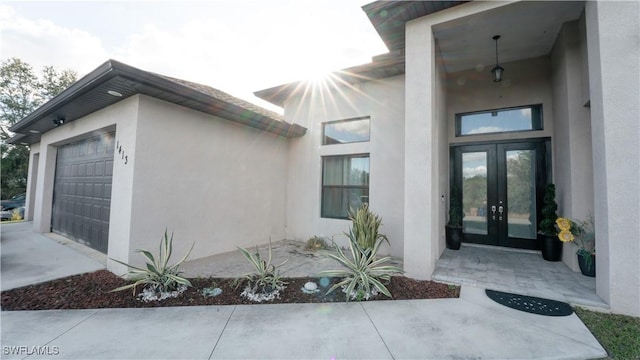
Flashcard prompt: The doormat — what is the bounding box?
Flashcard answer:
[485,289,573,317]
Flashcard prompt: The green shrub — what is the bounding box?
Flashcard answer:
[237,240,288,302]
[111,230,194,295]
[448,184,463,228]
[320,236,402,301]
[347,204,389,250]
[539,184,558,236]
[304,236,329,251]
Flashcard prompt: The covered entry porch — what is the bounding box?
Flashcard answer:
[432,244,607,309]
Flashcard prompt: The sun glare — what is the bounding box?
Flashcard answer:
[306,68,334,86]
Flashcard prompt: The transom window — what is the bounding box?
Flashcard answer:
[322,117,370,145]
[456,104,542,136]
[321,154,369,219]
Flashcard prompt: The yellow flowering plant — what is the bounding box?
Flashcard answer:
[556,215,595,257]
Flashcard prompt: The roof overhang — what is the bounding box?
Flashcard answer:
[9,60,306,145]
[362,1,468,51]
[254,50,405,107]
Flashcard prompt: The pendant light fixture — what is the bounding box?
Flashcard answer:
[491,35,504,82]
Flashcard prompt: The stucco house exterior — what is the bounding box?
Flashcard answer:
[9,1,639,316]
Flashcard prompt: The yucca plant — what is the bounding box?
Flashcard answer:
[320,236,402,301]
[111,230,194,295]
[348,204,389,250]
[237,240,288,301]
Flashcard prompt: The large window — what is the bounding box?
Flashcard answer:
[321,154,369,219]
[322,117,370,145]
[456,104,542,136]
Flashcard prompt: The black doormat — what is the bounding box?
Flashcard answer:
[485,289,573,317]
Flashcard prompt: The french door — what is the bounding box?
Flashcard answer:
[450,139,549,249]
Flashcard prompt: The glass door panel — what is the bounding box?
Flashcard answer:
[451,140,547,250]
[506,150,537,239]
[462,152,488,235]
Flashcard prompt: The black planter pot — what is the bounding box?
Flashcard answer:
[539,234,562,261]
[577,253,596,277]
[446,226,463,250]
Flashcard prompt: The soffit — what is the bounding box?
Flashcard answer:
[362,1,468,51]
[433,1,586,73]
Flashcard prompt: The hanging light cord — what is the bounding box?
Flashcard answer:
[493,35,501,65]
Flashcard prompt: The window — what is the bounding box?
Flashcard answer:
[321,154,369,219]
[322,117,370,145]
[456,104,542,136]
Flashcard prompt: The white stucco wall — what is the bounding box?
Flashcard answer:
[586,1,640,317]
[550,19,594,271]
[283,76,405,257]
[446,56,554,145]
[26,96,140,274]
[403,1,517,280]
[404,18,441,280]
[123,95,289,267]
[25,145,40,221]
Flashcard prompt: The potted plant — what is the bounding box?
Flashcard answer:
[557,216,596,277]
[446,185,463,250]
[538,184,562,261]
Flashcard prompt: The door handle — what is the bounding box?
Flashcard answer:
[491,205,497,220]
[498,201,504,221]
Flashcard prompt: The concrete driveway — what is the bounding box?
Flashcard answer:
[1,222,105,291]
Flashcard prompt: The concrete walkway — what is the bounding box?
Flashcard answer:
[1,286,606,360]
[1,222,607,359]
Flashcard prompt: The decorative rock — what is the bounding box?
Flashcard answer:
[202,287,223,298]
[301,281,319,294]
[304,282,318,291]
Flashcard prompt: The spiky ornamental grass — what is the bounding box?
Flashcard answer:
[110,230,194,296]
[347,204,389,250]
[320,236,402,301]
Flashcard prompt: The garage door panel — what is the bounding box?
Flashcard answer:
[52,133,115,254]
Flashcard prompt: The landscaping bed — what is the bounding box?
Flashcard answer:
[1,270,460,310]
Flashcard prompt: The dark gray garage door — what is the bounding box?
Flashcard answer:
[52,133,115,253]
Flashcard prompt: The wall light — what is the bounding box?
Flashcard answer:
[53,116,65,126]
[491,35,504,82]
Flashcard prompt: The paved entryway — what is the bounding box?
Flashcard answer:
[181,239,404,278]
[432,244,607,309]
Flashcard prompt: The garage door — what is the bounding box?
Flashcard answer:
[52,133,115,253]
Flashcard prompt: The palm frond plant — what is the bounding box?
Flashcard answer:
[348,204,389,250]
[110,230,194,300]
[237,240,288,302]
[320,236,403,301]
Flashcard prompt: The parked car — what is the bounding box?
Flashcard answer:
[0,206,24,221]
[1,194,26,221]
[1,193,26,211]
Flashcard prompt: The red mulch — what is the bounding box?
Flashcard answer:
[1,270,459,311]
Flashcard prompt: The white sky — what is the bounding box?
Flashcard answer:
[0,0,388,112]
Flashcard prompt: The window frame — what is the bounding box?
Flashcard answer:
[322,116,371,145]
[455,104,543,137]
[320,153,370,219]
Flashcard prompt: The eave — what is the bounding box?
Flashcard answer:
[254,50,405,107]
[8,60,306,145]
